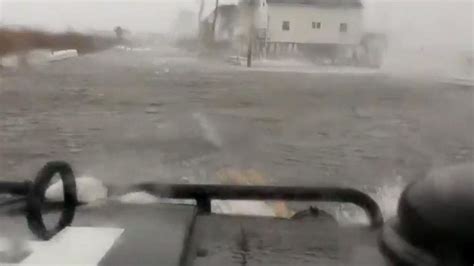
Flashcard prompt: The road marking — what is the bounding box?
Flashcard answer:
[0,227,123,265]
[216,168,294,218]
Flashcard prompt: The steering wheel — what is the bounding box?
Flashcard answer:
[26,161,78,240]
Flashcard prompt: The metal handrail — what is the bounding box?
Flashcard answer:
[0,181,32,195]
[0,161,384,236]
[132,183,384,228]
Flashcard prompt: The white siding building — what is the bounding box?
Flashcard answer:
[266,0,363,45]
[209,0,375,64]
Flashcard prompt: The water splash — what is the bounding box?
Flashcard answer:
[332,176,406,226]
[193,112,223,148]
[45,176,108,203]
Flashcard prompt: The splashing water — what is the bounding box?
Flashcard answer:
[331,176,406,226]
[193,112,223,148]
[45,176,108,203]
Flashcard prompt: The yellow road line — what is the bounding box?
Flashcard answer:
[216,168,294,218]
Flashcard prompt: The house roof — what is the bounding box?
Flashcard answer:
[203,4,238,23]
[266,0,363,8]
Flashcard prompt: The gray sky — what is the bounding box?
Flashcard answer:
[0,0,472,50]
[0,0,187,33]
[0,0,233,33]
[365,0,473,51]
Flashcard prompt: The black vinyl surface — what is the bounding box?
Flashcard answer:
[188,214,385,266]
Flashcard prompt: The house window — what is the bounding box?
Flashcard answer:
[282,21,290,31]
[340,23,348,33]
[312,22,321,29]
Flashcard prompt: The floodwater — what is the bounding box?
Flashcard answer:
[1,45,473,222]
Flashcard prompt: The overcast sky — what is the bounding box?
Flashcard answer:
[0,0,472,48]
[0,0,238,33]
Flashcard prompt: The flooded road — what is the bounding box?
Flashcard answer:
[1,47,473,219]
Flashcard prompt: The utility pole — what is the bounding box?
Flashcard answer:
[0,0,4,26]
[212,0,219,42]
[247,34,252,67]
[247,0,257,68]
[197,0,205,41]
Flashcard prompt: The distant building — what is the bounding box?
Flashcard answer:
[265,0,363,46]
[201,0,385,66]
[173,9,197,39]
[201,4,239,43]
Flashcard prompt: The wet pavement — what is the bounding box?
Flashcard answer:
[1,46,473,193]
